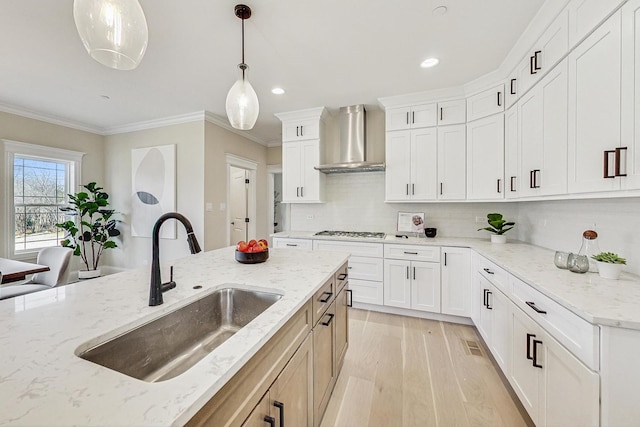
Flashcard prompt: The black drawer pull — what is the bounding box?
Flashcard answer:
[404,251,419,255]
[483,268,494,275]
[486,291,493,309]
[526,301,547,314]
[319,292,333,303]
[273,401,284,427]
[483,288,489,307]
[285,243,298,247]
[532,339,543,368]
[321,313,335,326]
[264,415,276,427]
[526,333,536,360]
[346,289,353,307]
[337,273,348,281]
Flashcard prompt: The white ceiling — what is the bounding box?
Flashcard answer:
[0,0,545,145]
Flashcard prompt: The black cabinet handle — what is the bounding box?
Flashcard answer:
[440,182,443,195]
[486,291,493,309]
[412,111,415,124]
[440,107,443,121]
[406,183,409,196]
[510,176,516,192]
[604,150,616,178]
[532,170,540,189]
[264,415,276,427]
[526,333,536,360]
[510,78,516,95]
[444,253,447,266]
[296,187,300,197]
[534,50,542,71]
[497,178,502,193]
[412,183,415,195]
[319,292,333,303]
[483,288,489,307]
[530,55,536,75]
[406,266,410,280]
[497,91,502,107]
[285,243,298,247]
[533,339,543,368]
[525,301,547,314]
[300,186,304,197]
[300,125,304,136]
[346,289,353,307]
[406,111,409,125]
[413,266,416,280]
[615,147,628,177]
[273,401,284,427]
[483,268,494,275]
[337,273,348,281]
[321,313,335,326]
[404,251,419,255]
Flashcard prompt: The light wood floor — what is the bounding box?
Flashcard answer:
[320,309,532,427]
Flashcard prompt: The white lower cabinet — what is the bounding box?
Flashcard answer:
[272,238,313,250]
[440,247,471,317]
[384,259,441,312]
[510,305,599,427]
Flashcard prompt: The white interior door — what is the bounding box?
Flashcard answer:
[230,166,248,244]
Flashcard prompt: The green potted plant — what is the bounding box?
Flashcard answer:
[477,212,515,243]
[591,252,626,280]
[56,182,120,279]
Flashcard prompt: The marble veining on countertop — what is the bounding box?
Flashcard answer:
[273,231,640,329]
[0,247,349,426]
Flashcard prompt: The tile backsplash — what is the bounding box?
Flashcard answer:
[288,173,640,275]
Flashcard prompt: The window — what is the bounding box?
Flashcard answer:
[4,140,83,259]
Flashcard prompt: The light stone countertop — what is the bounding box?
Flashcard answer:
[273,231,640,329]
[0,246,349,427]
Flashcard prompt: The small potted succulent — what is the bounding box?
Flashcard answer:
[478,212,515,243]
[591,252,626,280]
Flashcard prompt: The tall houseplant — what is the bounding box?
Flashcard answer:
[478,212,515,243]
[56,182,120,276]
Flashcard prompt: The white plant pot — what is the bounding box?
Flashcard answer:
[78,269,101,280]
[491,234,507,244]
[596,262,623,280]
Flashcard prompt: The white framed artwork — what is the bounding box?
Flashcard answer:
[131,144,176,239]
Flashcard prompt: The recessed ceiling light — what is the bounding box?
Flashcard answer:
[433,6,448,15]
[271,87,285,95]
[420,58,440,68]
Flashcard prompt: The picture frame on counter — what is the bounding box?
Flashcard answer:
[397,211,425,235]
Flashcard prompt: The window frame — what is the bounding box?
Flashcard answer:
[3,140,84,260]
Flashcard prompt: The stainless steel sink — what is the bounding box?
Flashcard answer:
[78,288,282,382]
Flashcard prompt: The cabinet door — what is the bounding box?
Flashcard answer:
[242,391,271,427]
[467,84,505,122]
[282,119,320,142]
[334,286,349,373]
[569,0,624,46]
[437,99,466,125]
[410,261,441,313]
[621,0,640,190]
[386,106,412,131]
[466,114,505,200]
[282,143,302,202]
[519,81,544,198]
[491,287,511,373]
[505,74,518,109]
[383,259,411,309]
[568,11,622,193]
[441,247,471,317]
[510,306,542,425]
[410,128,437,200]
[271,334,314,427]
[300,139,321,201]
[385,130,412,201]
[313,304,336,424]
[541,329,599,427]
[411,103,438,128]
[477,276,493,344]
[504,106,519,199]
[536,9,569,73]
[437,124,466,200]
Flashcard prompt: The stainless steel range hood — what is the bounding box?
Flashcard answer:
[314,105,385,174]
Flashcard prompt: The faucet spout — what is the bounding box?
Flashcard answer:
[149,212,202,306]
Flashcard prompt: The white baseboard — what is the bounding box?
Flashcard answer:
[351,301,473,326]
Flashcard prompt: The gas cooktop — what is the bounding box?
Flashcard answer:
[314,230,386,239]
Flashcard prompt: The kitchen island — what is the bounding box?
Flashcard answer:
[0,246,349,426]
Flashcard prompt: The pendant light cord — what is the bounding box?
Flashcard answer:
[241,10,246,79]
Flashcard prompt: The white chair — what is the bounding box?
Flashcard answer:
[0,247,73,300]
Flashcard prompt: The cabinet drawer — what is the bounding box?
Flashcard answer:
[466,84,505,122]
[312,277,335,325]
[272,238,313,250]
[348,256,383,282]
[511,276,599,370]
[349,279,383,305]
[384,244,441,262]
[477,256,510,295]
[335,262,349,293]
[313,240,384,258]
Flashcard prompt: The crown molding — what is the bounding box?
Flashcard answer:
[103,111,207,135]
[203,111,268,146]
[0,101,104,134]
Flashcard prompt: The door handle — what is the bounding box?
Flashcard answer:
[319,292,333,303]
[532,170,540,189]
[321,313,335,326]
[486,291,492,309]
[525,301,547,314]
[413,266,416,280]
[440,107,443,121]
[296,126,299,137]
[483,268,494,275]
[532,339,543,368]
[526,333,536,360]
[604,150,616,178]
[444,252,447,266]
[497,91,502,107]
[346,289,353,307]
[497,178,502,193]
[273,401,284,427]
[533,50,542,71]
[337,273,348,281]
[264,416,276,427]
[615,147,628,177]
[510,78,516,95]
[510,176,516,192]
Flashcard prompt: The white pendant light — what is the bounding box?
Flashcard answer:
[73,0,149,71]
[226,4,259,130]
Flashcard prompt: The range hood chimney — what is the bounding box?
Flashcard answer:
[314,105,385,174]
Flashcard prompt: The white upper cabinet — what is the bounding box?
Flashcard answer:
[386,104,437,131]
[282,118,320,142]
[466,114,505,200]
[504,106,519,199]
[385,128,437,201]
[466,84,505,122]
[437,125,466,200]
[519,59,569,197]
[437,99,466,126]
[568,11,622,193]
[620,0,640,190]
[569,0,625,46]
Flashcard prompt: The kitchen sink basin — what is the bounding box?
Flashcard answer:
[78,287,282,382]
